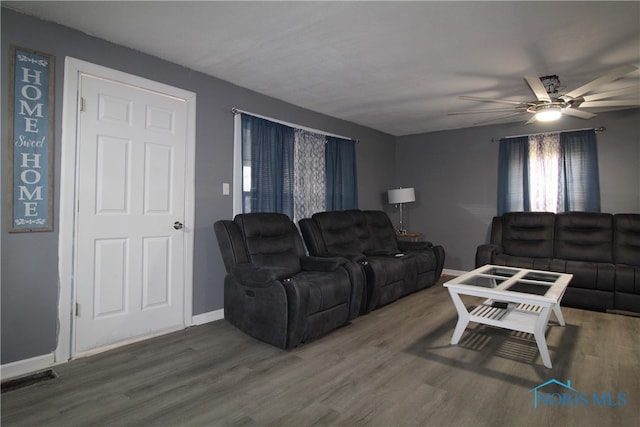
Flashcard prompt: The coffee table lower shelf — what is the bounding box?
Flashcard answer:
[468,300,544,332]
[449,297,564,368]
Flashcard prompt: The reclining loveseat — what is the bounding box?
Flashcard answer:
[214,213,365,349]
[476,211,640,313]
[299,210,445,313]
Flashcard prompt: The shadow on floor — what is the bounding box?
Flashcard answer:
[404,307,579,385]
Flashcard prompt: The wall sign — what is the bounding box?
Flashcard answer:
[8,46,55,232]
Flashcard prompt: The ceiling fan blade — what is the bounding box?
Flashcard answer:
[561,108,596,119]
[524,115,538,125]
[524,76,552,102]
[448,107,527,115]
[582,86,640,101]
[459,95,529,106]
[563,65,638,99]
[580,100,640,108]
[472,111,528,125]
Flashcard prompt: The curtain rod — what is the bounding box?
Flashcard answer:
[490,126,606,143]
[231,107,358,143]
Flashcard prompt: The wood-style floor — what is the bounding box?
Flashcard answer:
[2,276,639,426]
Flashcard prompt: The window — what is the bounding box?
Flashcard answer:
[497,129,600,215]
[234,112,358,221]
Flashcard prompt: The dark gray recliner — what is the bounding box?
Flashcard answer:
[214,212,365,349]
[299,210,445,313]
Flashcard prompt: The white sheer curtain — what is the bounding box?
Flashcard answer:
[498,129,600,215]
[528,133,564,212]
[293,129,326,222]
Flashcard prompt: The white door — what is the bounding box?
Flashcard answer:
[74,73,189,353]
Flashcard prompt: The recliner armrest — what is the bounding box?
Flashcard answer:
[315,252,367,263]
[397,241,433,251]
[230,264,292,287]
[300,256,348,272]
[475,244,503,267]
[364,250,396,257]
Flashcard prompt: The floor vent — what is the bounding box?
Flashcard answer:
[1,369,57,393]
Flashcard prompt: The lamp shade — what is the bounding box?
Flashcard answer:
[387,187,415,204]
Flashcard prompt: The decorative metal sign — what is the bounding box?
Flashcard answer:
[8,46,54,232]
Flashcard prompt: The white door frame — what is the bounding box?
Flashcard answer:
[56,57,196,362]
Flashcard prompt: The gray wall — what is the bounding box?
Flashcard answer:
[1,8,396,364]
[4,6,639,366]
[396,108,640,271]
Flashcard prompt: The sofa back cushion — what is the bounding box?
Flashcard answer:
[234,213,303,276]
[349,210,373,252]
[555,212,613,262]
[362,210,400,254]
[312,210,363,255]
[501,212,555,258]
[614,214,640,266]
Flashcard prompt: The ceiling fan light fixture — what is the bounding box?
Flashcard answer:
[456,65,639,125]
[535,105,562,122]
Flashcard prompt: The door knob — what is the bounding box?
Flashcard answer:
[173,221,184,230]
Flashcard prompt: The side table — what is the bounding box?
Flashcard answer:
[396,231,423,242]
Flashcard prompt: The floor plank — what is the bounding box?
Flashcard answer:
[2,276,639,426]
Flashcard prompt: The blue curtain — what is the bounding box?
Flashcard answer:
[560,129,600,212]
[241,114,294,218]
[325,136,358,210]
[497,129,600,215]
[497,136,529,215]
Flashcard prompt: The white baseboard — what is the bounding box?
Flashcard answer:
[73,326,186,360]
[1,352,56,381]
[1,310,225,381]
[192,308,224,325]
[443,268,468,277]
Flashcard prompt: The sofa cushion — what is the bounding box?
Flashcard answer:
[562,287,614,312]
[614,214,640,267]
[615,265,640,313]
[615,265,640,295]
[555,212,613,263]
[550,259,615,292]
[501,212,555,258]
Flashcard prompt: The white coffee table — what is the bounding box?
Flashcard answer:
[444,265,572,368]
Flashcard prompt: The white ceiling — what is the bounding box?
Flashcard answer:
[5,1,640,136]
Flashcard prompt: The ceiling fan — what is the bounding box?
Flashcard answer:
[450,64,640,125]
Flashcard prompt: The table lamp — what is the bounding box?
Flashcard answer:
[387,187,415,233]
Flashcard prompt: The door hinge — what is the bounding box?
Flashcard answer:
[75,302,80,317]
[79,96,86,112]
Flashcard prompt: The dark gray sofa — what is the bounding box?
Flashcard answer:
[476,211,640,313]
[299,210,445,313]
[214,213,365,349]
